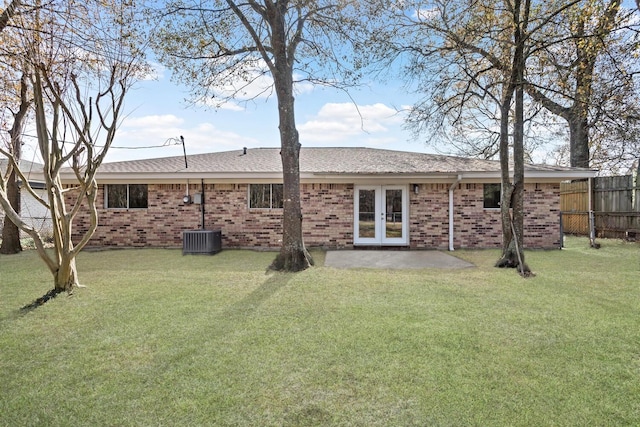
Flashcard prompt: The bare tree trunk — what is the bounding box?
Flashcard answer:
[267,4,313,272]
[270,117,313,271]
[496,0,532,276]
[54,255,79,292]
[569,113,590,169]
[510,25,530,276]
[268,71,313,272]
[526,89,591,169]
[0,167,22,254]
[1,72,30,254]
[496,87,517,269]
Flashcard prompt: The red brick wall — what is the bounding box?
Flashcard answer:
[522,183,562,248]
[409,184,450,249]
[71,183,354,249]
[301,183,354,248]
[448,182,560,249]
[69,182,560,249]
[454,183,503,249]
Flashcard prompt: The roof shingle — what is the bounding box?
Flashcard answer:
[95,147,591,175]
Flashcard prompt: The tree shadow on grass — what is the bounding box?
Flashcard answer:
[0,288,63,325]
[224,272,293,319]
[184,272,294,351]
[19,289,63,313]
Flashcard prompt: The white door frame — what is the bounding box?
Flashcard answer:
[354,185,409,246]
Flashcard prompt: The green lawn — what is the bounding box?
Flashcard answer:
[1,238,639,426]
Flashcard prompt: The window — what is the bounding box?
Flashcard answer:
[106,184,148,209]
[249,184,283,209]
[483,184,501,209]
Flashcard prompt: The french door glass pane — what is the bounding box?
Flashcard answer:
[358,189,376,238]
[385,189,403,238]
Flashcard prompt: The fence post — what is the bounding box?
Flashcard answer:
[560,212,564,248]
[588,177,598,247]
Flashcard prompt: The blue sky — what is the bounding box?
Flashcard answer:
[91,60,433,163]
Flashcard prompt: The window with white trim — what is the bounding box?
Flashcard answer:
[249,184,283,209]
[483,183,501,209]
[106,184,148,209]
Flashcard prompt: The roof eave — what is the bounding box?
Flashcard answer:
[57,168,598,184]
[459,169,597,181]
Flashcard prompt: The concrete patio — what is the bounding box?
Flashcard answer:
[324,250,475,270]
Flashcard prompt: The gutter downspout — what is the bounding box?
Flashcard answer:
[449,175,462,251]
[201,178,206,230]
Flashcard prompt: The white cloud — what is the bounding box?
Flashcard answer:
[107,114,258,162]
[194,58,274,110]
[197,60,315,110]
[135,61,166,82]
[215,70,275,102]
[293,75,315,96]
[298,102,405,144]
[412,7,438,21]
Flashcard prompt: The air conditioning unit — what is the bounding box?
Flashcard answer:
[183,230,222,255]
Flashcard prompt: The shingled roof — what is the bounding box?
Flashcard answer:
[51,147,595,184]
[94,147,592,176]
[0,159,44,175]
[0,159,45,187]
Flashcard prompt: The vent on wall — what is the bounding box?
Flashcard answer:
[183,230,222,255]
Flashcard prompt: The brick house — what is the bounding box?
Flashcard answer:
[62,147,595,250]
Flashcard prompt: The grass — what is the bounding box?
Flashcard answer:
[0,237,639,426]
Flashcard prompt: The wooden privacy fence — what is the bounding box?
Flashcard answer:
[560,175,640,239]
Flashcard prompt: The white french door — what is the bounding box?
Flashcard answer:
[354,185,409,246]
